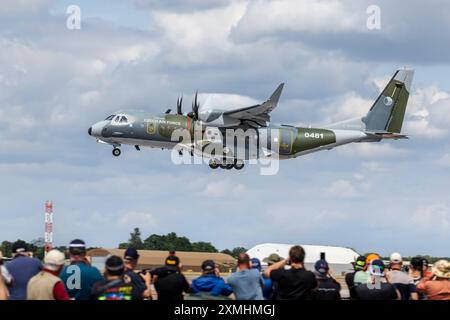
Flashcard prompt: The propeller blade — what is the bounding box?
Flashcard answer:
[177,95,183,115]
[193,90,199,116]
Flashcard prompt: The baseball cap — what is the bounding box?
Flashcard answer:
[354,255,367,271]
[369,259,385,276]
[201,260,215,272]
[105,255,125,274]
[366,253,380,265]
[314,259,329,275]
[263,253,282,266]
[251,258,262,271]
[44,250,66,271]
[165,255,180,267]
[69,239,86,255]
[12,242,28,254]
[390,252,402,264]
[124,248,140,261]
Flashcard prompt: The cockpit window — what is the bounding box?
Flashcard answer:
[120,116,128,123]
[105,115,115,120]
[113,115,121,122]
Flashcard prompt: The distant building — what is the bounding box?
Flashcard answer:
[247,243,360,276]
[87,248,236,272]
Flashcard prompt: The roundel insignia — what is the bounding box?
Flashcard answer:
[147,122,156,134]
[383,96,394,107]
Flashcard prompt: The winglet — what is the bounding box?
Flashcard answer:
[265,83,284,107]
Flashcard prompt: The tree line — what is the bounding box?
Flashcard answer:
[118,228,247,258]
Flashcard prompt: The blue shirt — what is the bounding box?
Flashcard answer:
[6,255,42,300]
[192,274,233,297]
[60,262,104,300]
[227,268,264,300]
[262,275,274,300]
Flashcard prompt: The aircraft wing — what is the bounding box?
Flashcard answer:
[222,83,284,127]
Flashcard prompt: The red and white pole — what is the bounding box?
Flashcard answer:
[44,201,53,256]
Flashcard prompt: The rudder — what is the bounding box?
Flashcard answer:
[363,69,414,134]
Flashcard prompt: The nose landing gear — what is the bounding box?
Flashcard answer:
[112,148,121,157]
[208,159,219,169]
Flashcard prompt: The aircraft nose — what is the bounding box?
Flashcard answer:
[88,127,92,136]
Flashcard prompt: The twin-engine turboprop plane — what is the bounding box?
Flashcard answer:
[88,69,414,170]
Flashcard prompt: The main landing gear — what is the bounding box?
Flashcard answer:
[209,159,245,170]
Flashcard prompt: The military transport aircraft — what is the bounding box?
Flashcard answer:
[88,69,414,170]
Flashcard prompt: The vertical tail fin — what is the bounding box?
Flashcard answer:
[363,69,414,134]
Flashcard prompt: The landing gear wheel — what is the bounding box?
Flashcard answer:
[209,159,219,169]
[219,163,228,169]
[234,160,245,170]
[112,148,121,157]
[225,163,234,170]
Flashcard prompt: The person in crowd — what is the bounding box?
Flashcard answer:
[421,258,433,278]
[409,256,430,299]
[264,245,317,300]
[0,272,8,300]
[0,251,13,287]
[416,260,450,300]
[152,254,190,301]
[27,249,69,300]
[251,257,273,300]
[227,253,264,300]
[59,239,103,300]
[91,255,142,300]
[354,253,380,285]
[262,254,282,300]
[355,259,400,300]
[123,248,151,299]
[410,256,426,284]
[313,259,341,300]
[345,255,366,300]
[5,243,42,300]
[191,260,232,298]
[386,252,418,300]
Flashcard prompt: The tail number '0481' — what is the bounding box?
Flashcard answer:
[304,132,324,139]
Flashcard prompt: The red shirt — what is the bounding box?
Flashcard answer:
[44,269,70,300]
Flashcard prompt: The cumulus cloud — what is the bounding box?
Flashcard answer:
[118,211,157,229]
[336,143,410,159]
[0,0,53,14]
[404,86,450,138]
[327,179,357,198]
[152,1,246,65]
[133,0,232,12]
[412,204,450,231]
[199,179,247,198]
[231,0,364,42]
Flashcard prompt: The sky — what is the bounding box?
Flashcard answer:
[0,0,449,257]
